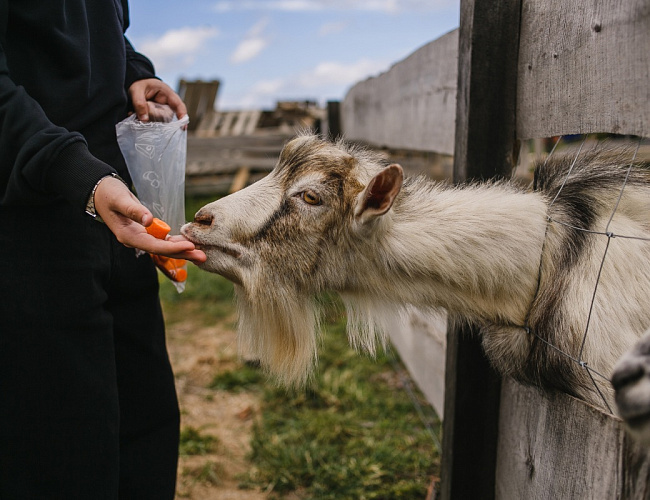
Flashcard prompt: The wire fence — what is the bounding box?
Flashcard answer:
[518,134,650,414]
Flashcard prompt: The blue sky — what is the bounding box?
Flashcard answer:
[127,0,460,111]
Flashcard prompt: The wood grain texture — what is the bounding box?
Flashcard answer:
[497,378,650,499]
[386,310,447,417]
[341,30,458,155]
[517,0,650,139]
[441,1,522,499]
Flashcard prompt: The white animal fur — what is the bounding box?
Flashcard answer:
[182,134,650,410]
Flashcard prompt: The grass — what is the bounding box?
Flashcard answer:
[179,426,219,456]
[209,363,264,392]
[241,309,440,500]
[160,196,441,499]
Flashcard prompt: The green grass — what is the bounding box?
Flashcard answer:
[209,363,264,392]
[179,426,219,456]
[161,196,441,499]
[159,263,235,325]
[240,312,440,500]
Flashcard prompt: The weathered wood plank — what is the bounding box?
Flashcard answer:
[178,79,220,132]
[187,134,291,151]
[517,0,650,139]
[441,1,522,499]
[185,172,268,196]
[387,309,447,417]
[341,29,458,155]
[497,378,650,499]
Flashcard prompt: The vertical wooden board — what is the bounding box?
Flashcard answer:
[325,101,341,141]
[497,378,625,499]
[441,321,502,500]
[517,0,650,139]
[441,1,522,499]
[341,29,458,155]
[622,435,650,499]
[387,309,447,417]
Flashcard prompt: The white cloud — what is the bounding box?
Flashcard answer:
[318,20,349,36]
[231,38,268,63]
[233,57,389,108]
[299,59,388,87]
[214,0,453,13]
[230,18,270,64]
[140,26,218,72]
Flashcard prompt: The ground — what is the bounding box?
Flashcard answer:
[161,271,440,499]
[167,315,267,499]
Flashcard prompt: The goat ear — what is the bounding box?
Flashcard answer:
[354,164,403,223]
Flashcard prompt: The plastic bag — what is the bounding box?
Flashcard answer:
[116,112,190,292]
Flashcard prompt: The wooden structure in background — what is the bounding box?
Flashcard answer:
[184,100,324,195]
[178,79,220,132]
[185,134,290,196]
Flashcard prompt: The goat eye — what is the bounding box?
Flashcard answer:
[301,190,321,205]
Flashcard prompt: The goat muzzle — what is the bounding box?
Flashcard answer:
[194,210,214,227]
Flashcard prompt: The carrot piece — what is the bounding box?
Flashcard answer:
[145,219,187,282]
[145,218,171,239]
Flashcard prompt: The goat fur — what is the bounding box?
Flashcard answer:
[182,134,650,409]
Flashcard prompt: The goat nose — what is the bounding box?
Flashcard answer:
[194,210,214,227]
[611,362,644,390]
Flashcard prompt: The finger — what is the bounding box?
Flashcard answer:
[119,197,151,226]
[94,177,152,225]
[149,82,187,120]
[166,92,188,120]
[173,248,207,264]
[141,234,196,254]
[130,86,150,121]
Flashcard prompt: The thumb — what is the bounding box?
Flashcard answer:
[95,176,152,225]
[123,199,152,226]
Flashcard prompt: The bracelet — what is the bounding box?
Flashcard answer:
[85,172,125,222]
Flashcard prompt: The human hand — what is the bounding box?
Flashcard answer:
[94,176,207,264]
[146,102,175,123]
[128,78,187,123]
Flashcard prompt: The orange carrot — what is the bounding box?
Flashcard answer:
[146,218,187,282]
[145,217,171,239]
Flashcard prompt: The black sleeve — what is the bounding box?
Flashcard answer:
[0,2,116,209]
[124,36,158,92]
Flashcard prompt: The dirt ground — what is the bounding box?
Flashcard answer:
[166,316,268,499]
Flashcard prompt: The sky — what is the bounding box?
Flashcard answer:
[127,0,460,111]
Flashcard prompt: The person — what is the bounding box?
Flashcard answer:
[0,1,206,498]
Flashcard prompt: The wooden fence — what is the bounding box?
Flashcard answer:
[341,0,650,498]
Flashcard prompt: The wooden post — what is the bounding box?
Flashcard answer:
[326,101,341,140]
[440,0,522,499]
[178,79,220,132]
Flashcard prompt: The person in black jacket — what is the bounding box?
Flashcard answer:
[0,1,206,498]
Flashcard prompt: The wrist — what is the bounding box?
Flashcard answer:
[85,173,126,222]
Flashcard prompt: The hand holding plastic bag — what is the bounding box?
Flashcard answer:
[116,108,190,292]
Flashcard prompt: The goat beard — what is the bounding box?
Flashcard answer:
[234,279,402,387]
[235,282,321,387]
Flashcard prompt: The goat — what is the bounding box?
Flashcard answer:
[612,330,650,441]
[181,133,650,411]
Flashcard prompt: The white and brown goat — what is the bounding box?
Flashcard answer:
[182,134,650,412]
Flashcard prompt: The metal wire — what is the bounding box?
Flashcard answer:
[524,134,646,414]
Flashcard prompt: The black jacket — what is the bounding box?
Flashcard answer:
[0,0,156,209]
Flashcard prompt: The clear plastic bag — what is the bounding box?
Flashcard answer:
[116,112,190,292]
